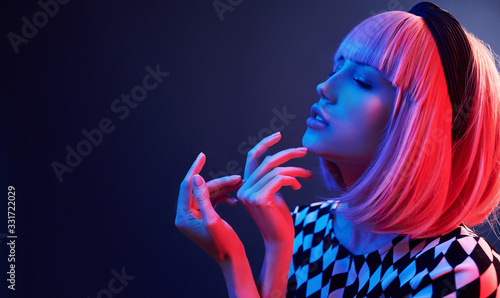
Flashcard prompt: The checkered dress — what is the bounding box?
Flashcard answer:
[286,200,500,297]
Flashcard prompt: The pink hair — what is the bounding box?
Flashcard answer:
[322,11,500,238]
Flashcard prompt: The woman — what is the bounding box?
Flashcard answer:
[175,2,500,297]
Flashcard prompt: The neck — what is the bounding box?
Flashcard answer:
[329,159,397,255]
[326,159,370,188]
[334,203,398,255]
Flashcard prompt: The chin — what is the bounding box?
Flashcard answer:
[302,131,322,157]
[301,130,313,149]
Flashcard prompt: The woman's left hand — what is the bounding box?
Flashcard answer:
[237,132,313,246]
[237,132,313,297]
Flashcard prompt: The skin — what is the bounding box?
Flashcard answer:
[175,153,260,297]
[175,57,399,295]
[176,134,313,297]
[303,57,396,183]
[303,57,398,254]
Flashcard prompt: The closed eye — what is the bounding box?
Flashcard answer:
[354,78,372,90]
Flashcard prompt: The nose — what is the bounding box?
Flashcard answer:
[316,80,335,104]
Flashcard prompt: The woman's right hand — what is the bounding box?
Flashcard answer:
[175,152,245,262]
[175,152,260,297]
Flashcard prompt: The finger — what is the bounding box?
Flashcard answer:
[242,175,301,207]
[210,183,242,204]
[206,175,242,198]
[244,131,281,179]
[212,195,239,207]
[185,152,206,180]
[192,174,219,225]
[177,153,206,213]
[259,176,302,201]
[227,197,239,206]
[245,147,308,186]
[250,167,313,192]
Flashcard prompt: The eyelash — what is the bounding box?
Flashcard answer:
[354,78,372,90]
[328,72,373,90]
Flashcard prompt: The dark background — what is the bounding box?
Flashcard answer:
[1,0,499,297]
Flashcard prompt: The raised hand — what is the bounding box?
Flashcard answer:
[175,152,244,262]
[237,132,313,297]
[175,153,260,297]
[237,131,313,245]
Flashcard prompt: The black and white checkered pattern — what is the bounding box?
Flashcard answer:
[286,200,500,297]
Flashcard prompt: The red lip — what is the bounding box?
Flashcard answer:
[310,104,329,126]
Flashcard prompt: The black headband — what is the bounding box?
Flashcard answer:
[409,2,475,141]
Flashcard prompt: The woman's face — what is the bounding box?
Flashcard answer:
[302,57,397,166]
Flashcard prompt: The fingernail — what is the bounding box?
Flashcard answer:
[230,175,241,179]
[272,131,281,137]
[297,147,307,152]
[193,174,204,187]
